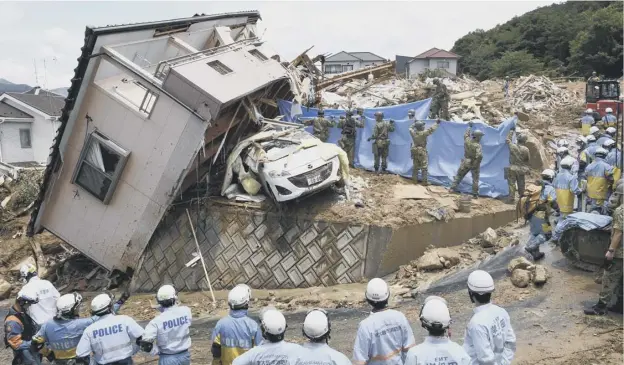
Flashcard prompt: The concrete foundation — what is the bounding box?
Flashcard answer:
[132,204,516,292]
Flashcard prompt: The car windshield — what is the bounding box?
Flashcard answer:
[260,129,317,161]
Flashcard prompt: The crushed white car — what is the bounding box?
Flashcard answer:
[222,126,344,203]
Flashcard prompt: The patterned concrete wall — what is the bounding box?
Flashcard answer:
[133,205,372,292]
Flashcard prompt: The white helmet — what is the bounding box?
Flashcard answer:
[420,297,451,329]
[365,278,390,303]
[606,127,616,136]
[20,264,37,280]
[17,285,39,305]
[590,126,600,135]
[560,156,576,169]
[303,309,330,340]
[586,108,593,114]
[261,309,287,336]
[586,135,597,143]
[603,139,615,149]
[556,146,568,155]
[228,285,250,309]
[467,270,495,294]
[576,136,587,145]
[157,285,177,306]
[57,293,83,317]
[595,147,608,158]
[606,107,613,113]
[541,169,556,180]
[557,139,569,148]
[91,293,113,315]
[234,284,252,300]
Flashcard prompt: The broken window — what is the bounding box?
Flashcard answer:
[73,132,130,204]
[19,129,31,148]
[436,61,450,69]
[249,49,268,62]
[208,60,233,75]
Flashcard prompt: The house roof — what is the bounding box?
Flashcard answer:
[412,47,459,59]
[0,100,33,119]
[6,92,66,116]
[23,87,65,97]
[326,51,386,63]
[27,10,262,237]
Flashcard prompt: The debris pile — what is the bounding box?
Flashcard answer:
[510,75,582,113]
[507,256,549,288]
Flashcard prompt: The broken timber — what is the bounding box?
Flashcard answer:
[316,61,396,90]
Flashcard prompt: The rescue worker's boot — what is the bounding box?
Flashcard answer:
[374,164,379,173]
[584,301,607,316]
[525,246,544,261]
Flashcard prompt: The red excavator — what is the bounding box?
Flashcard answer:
[586,79,621,120]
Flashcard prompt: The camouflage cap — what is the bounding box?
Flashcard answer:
[472,130,484,138]
[318,109,325,116]
[414,120,425,129]
[374,111,384,118]
[517,134,527,143]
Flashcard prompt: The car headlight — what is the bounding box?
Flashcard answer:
[268,170,291,178]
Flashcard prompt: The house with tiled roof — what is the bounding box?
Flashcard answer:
[323,51,387,74]
[403,47,460,78]
[0,87,65,165]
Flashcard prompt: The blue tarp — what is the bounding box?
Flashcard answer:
[552,212,612,241]
[278,99,518,198]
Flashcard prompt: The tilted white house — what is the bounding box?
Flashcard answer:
[27,11,295,275]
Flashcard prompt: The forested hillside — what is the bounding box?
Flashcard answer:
[451,1,623,80]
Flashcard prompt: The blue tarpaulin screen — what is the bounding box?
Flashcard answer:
[278,99,517,198]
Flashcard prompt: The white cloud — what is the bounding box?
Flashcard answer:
[0,3,24,26]
[43,27,69,44]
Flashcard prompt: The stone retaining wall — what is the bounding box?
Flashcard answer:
[132,204,516,292]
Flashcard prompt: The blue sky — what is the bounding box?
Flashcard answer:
[0,1,557,89]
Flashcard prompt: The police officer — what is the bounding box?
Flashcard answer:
[212,284,262,365]
[410,119,441,185]
[464,270,516,365]
[405,296,470,365]
[20,263,60,327]
[605,126,617,140]
[367,112,395,173]
[585,183,623,315]
[594,126,610,147]
[602,108,617,128]
[553,157,582,220]
[581,109,595,136]
[604,139,622,186]
[304,109,335,142]
[232,309,312,365]
[32,292,127,364]
[140,285,192,365]
[525,169,558,260]
[450,122,484,198]
[580,134,598,169]
[584,147,614,212]
[505,125,530,203]
[352,278,415,365]
[338,109,364,167]
[302,309,350,365]
[4,286,40,365]
[76,293,144,365]
[431,79,450,120]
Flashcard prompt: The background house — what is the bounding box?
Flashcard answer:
[0,87,65,165]
[324,51,387,74]
[405,48,460,79]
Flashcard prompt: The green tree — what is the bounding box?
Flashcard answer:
[491,51,544,78]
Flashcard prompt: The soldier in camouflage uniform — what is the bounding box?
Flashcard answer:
[304,109,335,142]
[505,125,531,203]
[338,109,364,167]
[450,122,484,197]
[585,182,623,315]
[367,111,395,173]
[430,79,450,120]
[410,119,441,185]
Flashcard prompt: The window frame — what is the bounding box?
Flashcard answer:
[248,49,269,62]
[207,60,233,75]
[72,131,130,205]
[19,128,32,149]
[436,60,450,69]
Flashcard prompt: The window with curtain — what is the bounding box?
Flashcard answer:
[73,132,130,204]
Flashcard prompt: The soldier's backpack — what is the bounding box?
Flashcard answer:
[517,184,542,221]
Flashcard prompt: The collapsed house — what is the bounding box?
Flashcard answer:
[27,11,296,276]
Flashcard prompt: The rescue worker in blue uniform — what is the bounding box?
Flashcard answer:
[212,284,262,365]
[464,270,516,364]
[525,169,558,260]
[584,147,615,212]
[405,296,470,365]
[602,108,617,128]
[553,157,582,220]
[579,135,598,172]
[352,278,415,365]
[594,126,610,148]
[76,293,144,365]
[4,286,41,365]
[302,309,350,365]
[581,109,595,136]
[604,139,622,189]
[140,285,192,365]
[32,291,128,364]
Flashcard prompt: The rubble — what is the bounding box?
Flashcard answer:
[532,265,548,285]
[417,251,445,271]
[508,256,534,272]
[480,227,498,248]
[0,277,12,299]
[511,269,532,288]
